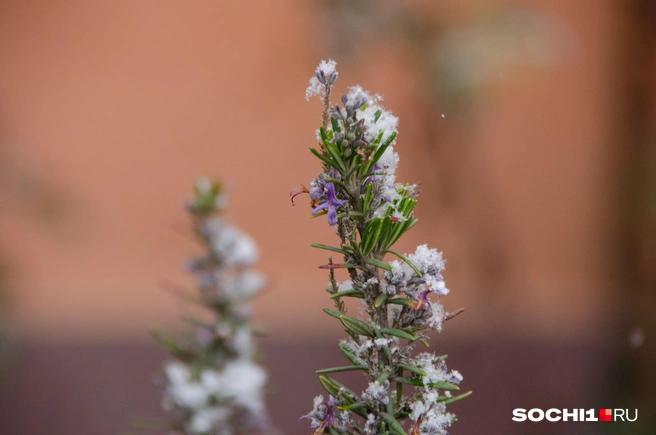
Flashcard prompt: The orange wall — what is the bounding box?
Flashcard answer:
[0,0,620,343]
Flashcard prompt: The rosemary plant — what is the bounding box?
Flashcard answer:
[153,178,271,435]
[294,61,470,435]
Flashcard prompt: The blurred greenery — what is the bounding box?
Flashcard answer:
[319,0,563,113]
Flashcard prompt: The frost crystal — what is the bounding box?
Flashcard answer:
[204,220,259,267]
[337,280,354,292]
[221,271,266,302]
[363,381,390,405]
[306,59,338,101]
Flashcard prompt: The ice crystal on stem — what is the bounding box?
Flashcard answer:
[295,62,470,434]
[153,178,273,435]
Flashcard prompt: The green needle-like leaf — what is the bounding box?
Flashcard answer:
[338,402,368,412]
[319,127,330,147]
[398,364,427,377]
[310,243,348,255]
[366,258,393,271]
[324,375,359,400]
[431,381,460,391]
[309,147,338,170]
[325,177,349,189]
[362,218,383,256]
[387,298,416,308]
[374,293,388,307]
[367,131,397,173]
[386,249,422,276]
[395,377,422,386]
[330,289,365,299]
[325,142,346,173]
[323,308,342,319]
[316,365,368,374]
[340,315,375,337]
[382,327,416,341]
[319,375,341,396]
[339,343,364,366]
[381,413,407,435]
[331,117,340,133]
[363,182,374,213]
[376,371,391,384]
[440,391,473,405]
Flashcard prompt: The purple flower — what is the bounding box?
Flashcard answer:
[312,183,348,226]
[309,183,325,200]
[299,396,337,431]
[309,172,336,200]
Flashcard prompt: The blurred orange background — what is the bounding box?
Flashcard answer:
[0,1,654,434]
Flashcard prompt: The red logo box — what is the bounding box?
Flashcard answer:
[599,409,613,422]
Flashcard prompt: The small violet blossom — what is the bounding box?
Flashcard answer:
[311,182,348,226]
